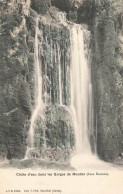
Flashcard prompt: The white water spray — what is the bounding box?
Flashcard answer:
[28,17,43,148]
[70,24,91,153]
[24,13,110,169]
[69,24,109,170]
[70,24,97,169]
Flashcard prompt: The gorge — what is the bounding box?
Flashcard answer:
[0,0,123,168]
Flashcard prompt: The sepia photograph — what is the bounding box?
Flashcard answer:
[0,0,123,193]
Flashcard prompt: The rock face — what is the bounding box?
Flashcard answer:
[91,0,123,161]
[0,0,123,163]
[51,0,83,12]
[31,0,51,14]
[33,105,74,162]
[92,18,123,161]
[26,7,75,161]
[37,9,71,105]
[0,0,74,161]
[0,0,31,160]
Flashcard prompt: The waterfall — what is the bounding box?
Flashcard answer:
[23,11,112,170]
[28,17,43,149]
[26,13,95,164]
[70,24,97,169]
[70,24,91,154]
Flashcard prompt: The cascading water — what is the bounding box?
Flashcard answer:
[69,24,108,169]
[26,17,44,154]
[70,24,91,154]
[25,10,100,166]
[69,24,99,169]
[26,14,66,157]
[24,12,110,169]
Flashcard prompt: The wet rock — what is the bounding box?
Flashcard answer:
[26,148,41,159]
[90,0,123,162]
[31,0,51,14]
[51,0,83,12]
[0,0,123,164]
[33,105,75,161]
[0,0,31,159]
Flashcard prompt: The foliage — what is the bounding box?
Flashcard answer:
[95,0,123,17]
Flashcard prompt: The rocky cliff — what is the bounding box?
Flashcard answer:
[78,0,123,162]
[0,0,123,163]
[91,0,123,162]
[0,0,31,159]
